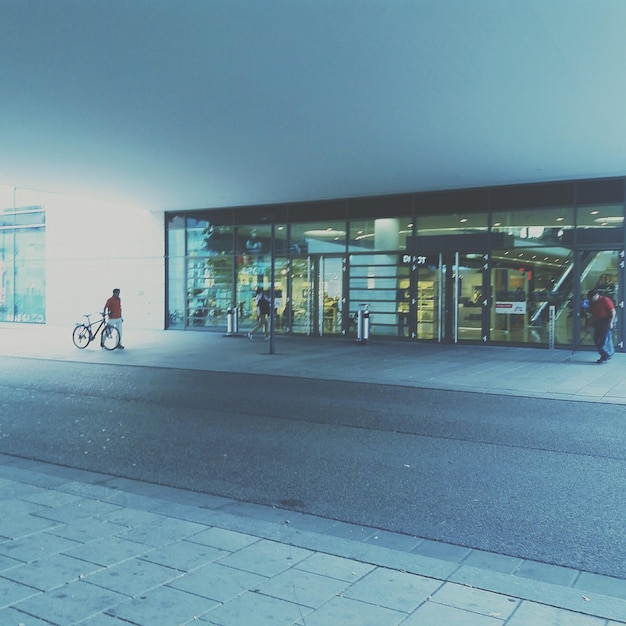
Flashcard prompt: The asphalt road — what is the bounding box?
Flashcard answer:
[2,355,625,578]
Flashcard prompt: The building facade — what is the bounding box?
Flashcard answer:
[166,177,625,351]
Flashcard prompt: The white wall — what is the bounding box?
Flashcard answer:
[39,191,165,329]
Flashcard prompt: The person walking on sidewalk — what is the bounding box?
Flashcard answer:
[104,288,125,349]
[588,288,615,363]
[247,287,270,341]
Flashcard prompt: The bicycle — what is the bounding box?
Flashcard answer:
[72,311,120,350]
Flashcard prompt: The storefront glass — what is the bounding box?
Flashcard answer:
[290,221,346,254]
[0,207,46,323]
[348,218,413,252]
[417,212,488,235]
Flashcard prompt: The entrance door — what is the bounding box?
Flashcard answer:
[319,256,343,335]
[579,249,622,351]
[413,251,487,342]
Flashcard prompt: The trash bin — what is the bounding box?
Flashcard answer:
[356,304,370,342]
[226,305,239,335]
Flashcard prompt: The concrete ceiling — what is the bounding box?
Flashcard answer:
[2,0,625,212]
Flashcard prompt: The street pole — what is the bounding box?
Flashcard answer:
[269,218,276,355]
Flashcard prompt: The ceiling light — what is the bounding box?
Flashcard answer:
[594,216,623,224]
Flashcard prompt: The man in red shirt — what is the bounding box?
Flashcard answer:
[588,289,615,363]
[104,288,124,349]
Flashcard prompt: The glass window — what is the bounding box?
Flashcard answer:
[289,221,346,254]
[0,208,46,324]
[491,207,573,247]
[576,204,623,230]
[490,246,574,346]
[349,218,413,252]
[417,212,488,235]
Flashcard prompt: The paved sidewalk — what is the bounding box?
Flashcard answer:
[1,325,626,624]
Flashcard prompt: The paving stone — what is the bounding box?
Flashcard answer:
[344,566,442,613]
[322,520,379,542]
[505,600,608,625]
[116,516,208,547]
[2,553,101,591]
[0,575,41,605]
[364,529,423,552]
[85,557,181,596]
[169,561,267,602]
[140,538,227,571]
[218,539,312,577]
[256,567,351,609]
[0,606,52,625]
[402,600,505,625]
[14,579,127,625]
[106,584,218,624]
[277,512,337,534]
[79,612,135,625]
[47,516,125,543]
[514,559,579,586]
[2,498,49,517]
[0,553,21,572]
[292,595,406,626]
[99,507,164,529]
[33,498,122,523]
[22,489,83,508]
[462,550,523,574]
[187,526,260,552]
[411,538,472,562]
[295,552,375,582]
[0,532,81,563]
[430,581,519,619]
[575,571,626,600]
[64,535,151,567]
[201,590,310,626]
[0,511,62,541]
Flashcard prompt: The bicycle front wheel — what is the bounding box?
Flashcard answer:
[101,324,120,350]
[72,324,91,349]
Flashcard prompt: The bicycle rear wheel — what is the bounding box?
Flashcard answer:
[72,324,91,349]
[101,324,120,350]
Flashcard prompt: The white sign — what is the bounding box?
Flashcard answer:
[495,301,527,315]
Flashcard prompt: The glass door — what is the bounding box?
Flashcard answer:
[413,251,487,343]
[579,249,621,350]
[455,252,489,342]
[319,256,343,335]
[289,256,314,334]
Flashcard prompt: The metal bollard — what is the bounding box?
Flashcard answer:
[356,304,370,342]
[226,305,239,335]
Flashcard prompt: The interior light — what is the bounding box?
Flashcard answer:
[556,217,564,222]
[594,216,623,224]
[460,218,468,223]
[590,210,599,215]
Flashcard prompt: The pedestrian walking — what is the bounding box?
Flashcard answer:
[247,287,270,341]
[588,288,615,363]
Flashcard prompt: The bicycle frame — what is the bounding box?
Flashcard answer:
[72,312,120,350]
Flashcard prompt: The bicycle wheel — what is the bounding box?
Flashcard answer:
[101,324,120,350]
[72,324,91,349]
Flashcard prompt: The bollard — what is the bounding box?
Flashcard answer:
[226,305,239,335]
[356,304,370,343]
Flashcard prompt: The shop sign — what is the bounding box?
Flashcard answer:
[495,301,527,314]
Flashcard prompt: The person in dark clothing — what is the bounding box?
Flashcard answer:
[588,289,616,363]
[247,287,270,340]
